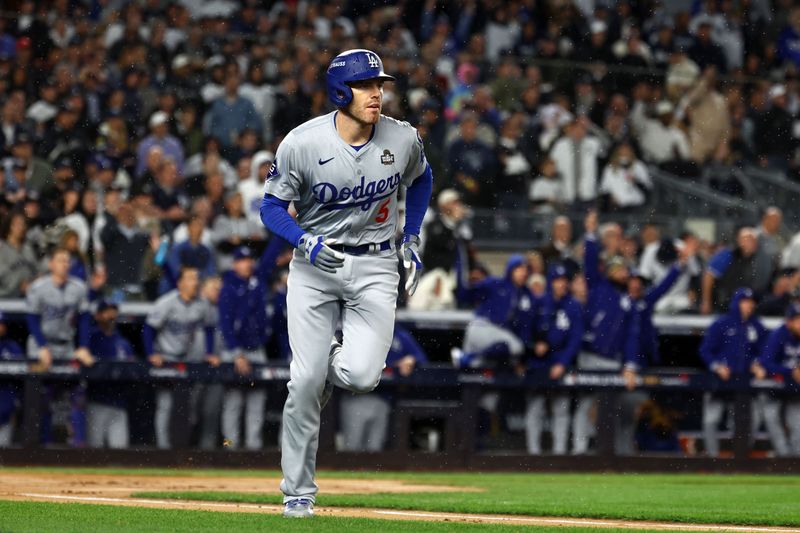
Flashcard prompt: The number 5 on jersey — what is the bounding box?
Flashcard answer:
[375,199,390,223]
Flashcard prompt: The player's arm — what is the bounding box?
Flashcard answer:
[25,286,52,368]
[400,129,434,296]
[143,305,166,366]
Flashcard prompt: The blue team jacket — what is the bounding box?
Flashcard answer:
[531,292,584,369]
[699,289,768,375]
[758,325,800,379]
[457,255,538,344]
[387,326,429,367]
[0,338,23,426]
[218,238,287,352]
[87,327,134,407]
[583,235,629,359]
[622,266,682,369]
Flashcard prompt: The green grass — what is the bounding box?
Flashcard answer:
[133,472,800,527]
[0,500,661,533]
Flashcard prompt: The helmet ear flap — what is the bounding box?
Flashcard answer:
[334,81,353,107]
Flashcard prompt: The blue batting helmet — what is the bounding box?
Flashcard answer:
[326,49,395,107]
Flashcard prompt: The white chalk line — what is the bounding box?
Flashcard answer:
[16,493,800,532]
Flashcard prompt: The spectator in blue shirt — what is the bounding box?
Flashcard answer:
[160,216,216,294]
[204,64,263,156]
[777,8,800,69]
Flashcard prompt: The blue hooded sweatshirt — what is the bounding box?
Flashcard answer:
[218,237,287,352]
[530,266,584,369]
[758,312,800,380]
[622,266,683,369]
[582,234,630,359]
[700,288,768,375]
[457,254,538,344]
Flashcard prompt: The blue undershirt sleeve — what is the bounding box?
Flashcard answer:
[142,324,156,356]
[403,164,433,237]
[26,314,47,347]
[260,194,306,248]
[77,312,91,349]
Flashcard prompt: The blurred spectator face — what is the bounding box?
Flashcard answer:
[528,274,546,297]
[510,264,528,287]
[95,306,118,331]
[63,189,80,214]
[459,115,478,142]
[621,236,638,260]
[49,249,70,279]
[187,217,204,243]
[790,7,800,32]
[205,172,224,200]
[571,275,587,304]
[225,192,243,216]
[237,157,251,181]
[178,268,200,299]
[117,202,137,227]
[552,216,572,244]
[788,315,800,337]
[607,263,629,285]
[233,256,255,279]
[642,224,660,245]
[739,297,755,320]
[81,189,97,216]
[440,196,466,221]
[239,129,259,153]
[11,139,32,161]
[527,252,544,275]
[737,228,758,257]
[158,159,179,188]
[551,276,569,299]
[54,163,75,184]
[567,119,587,141]
[762,209,782,234]
[627,276,644,299]
[601,223,622,254]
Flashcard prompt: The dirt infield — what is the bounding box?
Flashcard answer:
[2,471,800,532]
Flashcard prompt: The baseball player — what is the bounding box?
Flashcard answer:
[524,264,583,455]
[87,300,133,449]
[339,323,428,452]
[0,312,24,447]
[450,254,538,369]
[143,266,217,449]
[753,302,800,455]
[218,240,285,451]
[26,247,94,445]
[700,288,782,456]
[259,49,432,518]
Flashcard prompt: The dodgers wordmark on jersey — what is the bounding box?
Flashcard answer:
[145,291,215,358]
[264,112,427,246]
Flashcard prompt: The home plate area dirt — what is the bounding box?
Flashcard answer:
[2,471,799,532]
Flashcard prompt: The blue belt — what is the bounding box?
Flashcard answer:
[328,239,393,256]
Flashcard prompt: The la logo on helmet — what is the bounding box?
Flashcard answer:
[367,53,379,68]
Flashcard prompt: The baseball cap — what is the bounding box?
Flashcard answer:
[735,287,756,301]
[149,111,169,128]
[787,302,800,319]
[547,264,569,282]
[54,156,73,170]
[233,246,254,261]
[172,54,190,70]
[769,85,787,100]
[437,188,460,208]
[590,20,607,34]
[96,300,119,313]
[90,153,114,171]
[13,131,32,145]
[655,100,674,115]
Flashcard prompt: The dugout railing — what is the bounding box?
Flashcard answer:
[1,358,800,473]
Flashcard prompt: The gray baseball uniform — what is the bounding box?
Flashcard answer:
[146,291,215,449]
[26,276,89,359]
[265,111,427,503]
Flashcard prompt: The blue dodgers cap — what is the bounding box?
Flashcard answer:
[96,300,119,313]
[91,153,114,171]
[547,263,569,282]
[233,246,254,261]
[787,302,800,319]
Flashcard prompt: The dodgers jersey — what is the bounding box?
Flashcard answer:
[264,111,428,246]
[26,276,89,345]
[145,291,215,357]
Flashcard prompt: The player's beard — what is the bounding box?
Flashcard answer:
[343,101,381,126]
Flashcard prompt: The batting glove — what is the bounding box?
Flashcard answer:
[401,234,423,296]
[300,233,345,273]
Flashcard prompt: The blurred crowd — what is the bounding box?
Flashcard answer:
[2,0,800,300]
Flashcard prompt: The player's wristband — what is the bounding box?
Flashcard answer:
[402,234,420,246]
